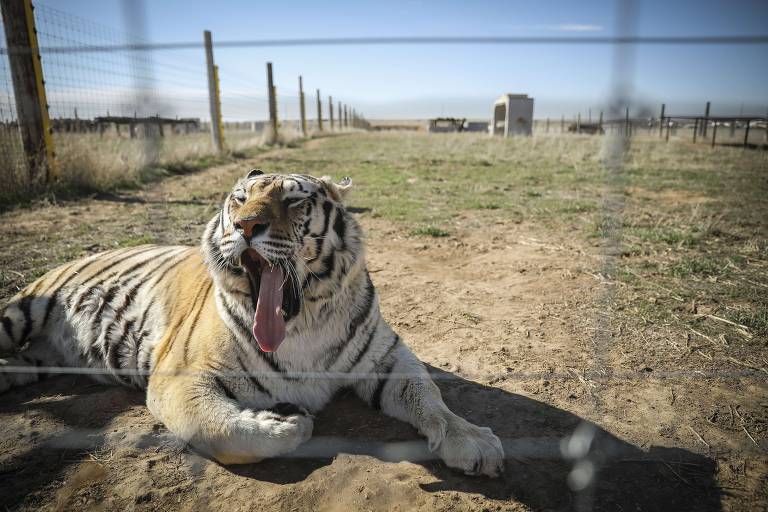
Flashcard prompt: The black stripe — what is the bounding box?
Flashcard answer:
[235,353,271,396]
[344,322,379,370]
[333,208,347,251]
[307,201,334,263]
[182,280,213,363]
[214,376,237,400]
[2,315,15,345]
[19,296,33,343]
[371,357,398,411]
[324,274,375,366]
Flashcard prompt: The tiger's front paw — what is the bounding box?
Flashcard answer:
[436,416,505,477]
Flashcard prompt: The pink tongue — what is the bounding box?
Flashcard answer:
[252,265,286,352]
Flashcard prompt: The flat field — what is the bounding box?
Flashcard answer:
[0,132,766,511]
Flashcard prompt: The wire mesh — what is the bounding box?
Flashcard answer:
[0,1,767,510]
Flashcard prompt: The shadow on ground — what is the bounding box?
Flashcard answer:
[0,368,720,511]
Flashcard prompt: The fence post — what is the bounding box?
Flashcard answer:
[665,118,670,142]
[743,120,750,148]
[561,115,564,133]
[711,121,717,147]
[693,118,698,143]
[213,65,225,149]
[1,0,56,186]
[329,95,334,131]
[338,101,342,130]
[315,89,323,131]
[265,62,278,143]
[658,104,665,138]
[298,75,307,137]
[203,30,224,154]
[702,101,710,137]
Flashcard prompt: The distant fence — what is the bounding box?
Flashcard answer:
[534,106,767,148]
[0,0,369,197]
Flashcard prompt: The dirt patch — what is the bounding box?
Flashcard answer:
[1,136,766,511]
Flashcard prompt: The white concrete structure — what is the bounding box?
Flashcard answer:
[492,94,534,137]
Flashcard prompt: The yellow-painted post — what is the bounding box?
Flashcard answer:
[298,76,307,137]
[213,64,225,150]
[1,0,57,185]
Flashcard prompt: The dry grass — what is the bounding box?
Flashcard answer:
[0,126,308,208]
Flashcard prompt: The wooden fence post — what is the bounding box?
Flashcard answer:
[598,111,603,134]
[625,107,630,137]
[692,118,698,143]
[316,89,323,131]
[337,101,342,130]
[329,95,334,131]
[1,0,56,186]
[213,65,225,149]
[561,115,564,133]
[576,113,580,133]
[743,121,750,148]
[702,101,710,137]
[665,118,670,142]
[659,104,665,138]
[203,30,223,153]
[266,62,278,143]
[298,76,307,137]
[711,121,717,148]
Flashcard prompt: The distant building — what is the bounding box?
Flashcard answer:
[492,94,534,137]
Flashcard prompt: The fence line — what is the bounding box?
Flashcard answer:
[0,0,369,199]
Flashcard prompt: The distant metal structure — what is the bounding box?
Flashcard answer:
[427,117,465,133]
[492,93,534,136]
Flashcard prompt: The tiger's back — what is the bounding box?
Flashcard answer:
[0,244,216,390]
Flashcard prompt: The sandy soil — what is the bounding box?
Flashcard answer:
[0,139,766,511]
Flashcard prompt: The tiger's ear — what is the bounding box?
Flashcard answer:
[320,175,353,202]
[246,168,263,179]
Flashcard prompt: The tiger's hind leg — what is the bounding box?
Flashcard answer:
[0,294,72,393]
[147,370,313,464]
[0,340,68,393]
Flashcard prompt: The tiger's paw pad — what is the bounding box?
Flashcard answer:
[437,417,505,478]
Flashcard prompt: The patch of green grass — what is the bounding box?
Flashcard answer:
[409,226,451,238]
[117,234,156,247]
[668,256,723,278]
[729,309,768,337]
[626,226,700,246]
[471,202,501,210]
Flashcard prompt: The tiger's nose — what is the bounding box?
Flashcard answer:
[234,217,270,239]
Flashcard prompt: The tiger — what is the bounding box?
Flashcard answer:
[0,170,504,476]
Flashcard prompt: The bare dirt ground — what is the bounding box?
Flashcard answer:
[1,135,766,511]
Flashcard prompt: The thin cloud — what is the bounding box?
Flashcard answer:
[546,24,604,32]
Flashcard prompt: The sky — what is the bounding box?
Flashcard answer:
[24,0,768,120]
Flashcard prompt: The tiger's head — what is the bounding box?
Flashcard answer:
[203,169,357,352]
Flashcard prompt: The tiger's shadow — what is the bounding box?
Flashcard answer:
[229,366,721,511]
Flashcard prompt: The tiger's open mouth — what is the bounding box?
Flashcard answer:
[240,248,297,353]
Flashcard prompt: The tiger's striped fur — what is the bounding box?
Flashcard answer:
[0,171,504,475]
